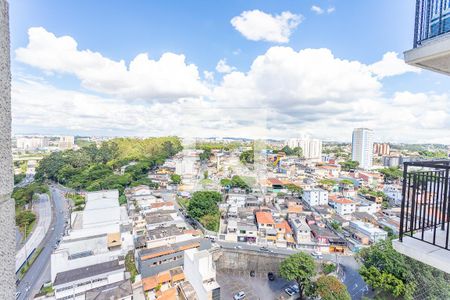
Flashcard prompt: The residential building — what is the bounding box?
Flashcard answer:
[85,280,133,300]
[137,238,211,278]
[331,198,356,216]
[404,0,450,74]
[373,143,390,156]
[383,156,400,167]
[289,216,311,244]
[351,128,374,170]
[16,136,49,150]
[350,221,388,243]
[53,259,126,300]
[58,135,75,150]
[183,249,220,300]
[286,136,322,160]
[302,189,328,206]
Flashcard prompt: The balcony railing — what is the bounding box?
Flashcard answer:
[399,160,450,250]
[414,0,450,47]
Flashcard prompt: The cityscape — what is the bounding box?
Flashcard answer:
[2,1,450,300]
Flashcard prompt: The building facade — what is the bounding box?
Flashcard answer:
[351,128,374,170]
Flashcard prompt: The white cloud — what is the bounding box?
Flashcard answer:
[230,10,302,43]
[215,59,236,74]
[15,27,209,101]
[12,29,450,142]
[369,51,421,79]
[311,5,335,15]
[311,5,324,14]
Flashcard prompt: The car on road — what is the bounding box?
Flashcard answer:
[233,291,246,300]
[15,292,20,299]
[259,247,269,252]
[290,284,299,293]
[250,270,255,277]
[267,272,275,281]
[235,245,242,249]
[285,287,295,296]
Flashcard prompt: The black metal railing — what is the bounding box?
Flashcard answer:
[414,0,450,47]
[399,160,450,250]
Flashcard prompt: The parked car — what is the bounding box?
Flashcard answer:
[250,270,255,277]
[268,272,275,281]
[235,245,242,249]
[285,287,295,296]
[290,284,299,293]
[260,247,269,252]
[233,291,246,300]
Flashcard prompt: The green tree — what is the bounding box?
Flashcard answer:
[316,275,351,300]
[286,183,302,195]
[220,178,232,187]
[340,179,354,188]
[170,174,182,184]
[279,252,316,300]
[187,191,221,223]
[319,179,337,190]
[339,160,359,171]
[358,239,450,299]
[199,149,212,161]
[379,167,403,182]
[239,150,254,164]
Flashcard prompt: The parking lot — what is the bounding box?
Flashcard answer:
[217,270,294,300]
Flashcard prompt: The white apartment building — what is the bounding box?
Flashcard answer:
[184,249,220,300]
[286,135,322,160]
[302,189,328,206]
[350,221,388,243]
[16,136,49,150]
[351,128,374,170]
[59,135,75,150]
[332,198,356,216]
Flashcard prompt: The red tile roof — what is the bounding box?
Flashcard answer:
[255,211,275,224]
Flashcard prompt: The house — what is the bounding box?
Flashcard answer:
[330,198,356,216]
[275,220,295,247]
[255,211,275,230]
[289,216,311,244]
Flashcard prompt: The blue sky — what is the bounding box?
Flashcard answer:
[9,0,450,143]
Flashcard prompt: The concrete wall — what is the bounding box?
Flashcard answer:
[0,0,15,298]
[213,249,285,275]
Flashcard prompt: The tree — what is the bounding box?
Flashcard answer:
[239,150,254,164]
[286,183,302,195]
[319,179,337,190]
[187,191,221,231]
[199,149,212,161]
[316,276,351,300]
[279,252,316,300]
[170,174,182,184]
[339,160,359,171]
[358,239,450,299]
[379,167,402,182]
[340,179,354,188]
[220,178,232,187]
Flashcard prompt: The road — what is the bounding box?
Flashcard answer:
[16,186,69,300]
[16,194,52,272]
[217,241,368,300]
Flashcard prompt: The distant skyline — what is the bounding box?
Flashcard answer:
[9,1,450,143]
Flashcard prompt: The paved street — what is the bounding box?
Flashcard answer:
[16,186,69,300]
[16,194,51,273]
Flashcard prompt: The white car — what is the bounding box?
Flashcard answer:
[235,245,242,249]
[311,251,323,259]
[233,291,246,300]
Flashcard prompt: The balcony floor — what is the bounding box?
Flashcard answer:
[393,224,450,274]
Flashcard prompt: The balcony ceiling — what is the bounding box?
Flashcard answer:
[404,33,450,76]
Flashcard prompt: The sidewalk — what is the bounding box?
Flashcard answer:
[15,194,52,273]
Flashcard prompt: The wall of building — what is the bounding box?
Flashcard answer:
[0,1,15,298]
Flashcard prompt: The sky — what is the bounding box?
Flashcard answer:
[9,0,450,143]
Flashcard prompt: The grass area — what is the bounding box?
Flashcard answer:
[16,209,36,239]
[125,251,138,283]
[40,284,54,295]
[177,197,189,209]
[19,247,43,280]
[200,178,213,185]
